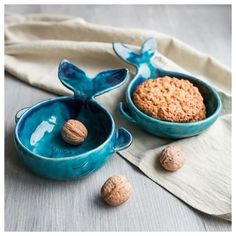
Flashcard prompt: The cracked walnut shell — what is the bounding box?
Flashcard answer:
[61,119,88,145]
[101,175,132,206]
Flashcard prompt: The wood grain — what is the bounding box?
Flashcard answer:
[4,5,231,231]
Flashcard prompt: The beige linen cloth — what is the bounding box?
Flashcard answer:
[5,14,231,221]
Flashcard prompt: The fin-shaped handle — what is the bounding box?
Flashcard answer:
[15,107,29,123]
[113,38,157,78]
[113,128,132,152]
[93,68,128,96]
[58,59,128,100]
[119,102,136,123]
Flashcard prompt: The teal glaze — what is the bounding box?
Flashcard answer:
[14,60,132,180]
[113,38,222,138]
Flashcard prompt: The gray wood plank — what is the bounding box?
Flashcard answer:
[4,5,231,231]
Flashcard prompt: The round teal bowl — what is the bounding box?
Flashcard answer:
[113,38,222,139]
[14,60,132,180]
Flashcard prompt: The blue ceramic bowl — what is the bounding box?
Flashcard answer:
[113,38,222,139]
[14,60,132,180]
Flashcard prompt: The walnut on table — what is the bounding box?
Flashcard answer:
[159,145,186,171]
[101,175,132,206]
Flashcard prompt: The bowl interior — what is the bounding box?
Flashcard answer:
[129,71,220,120]
[16,97,113,158]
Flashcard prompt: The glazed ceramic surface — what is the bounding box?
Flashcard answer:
[113,38,222,138]
[14,60,132,180]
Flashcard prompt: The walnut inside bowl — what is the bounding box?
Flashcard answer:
[61,119,88,145]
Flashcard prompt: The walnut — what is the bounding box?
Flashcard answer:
[101,175,132,206]
[61,119,88,145]
[159,145,186,171]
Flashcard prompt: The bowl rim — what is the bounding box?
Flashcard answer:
[14,96,115,161]
[126,72,222,127]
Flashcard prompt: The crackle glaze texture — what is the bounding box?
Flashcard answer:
[14,60,132,180]
[113,38,222,138]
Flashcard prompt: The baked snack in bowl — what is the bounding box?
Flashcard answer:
[132,76,206,122]
[113,38,222,139]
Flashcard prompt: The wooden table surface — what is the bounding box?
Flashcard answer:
[5,5,231,231]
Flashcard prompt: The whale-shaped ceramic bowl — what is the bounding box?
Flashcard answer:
[14,60,132,180]
[113,38,222,139]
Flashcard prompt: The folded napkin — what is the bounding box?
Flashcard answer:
[5,14,232,221]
